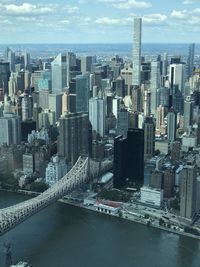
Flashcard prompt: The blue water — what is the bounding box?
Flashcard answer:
[1,192,200,267]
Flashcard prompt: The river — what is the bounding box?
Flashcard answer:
[0,191,200,267]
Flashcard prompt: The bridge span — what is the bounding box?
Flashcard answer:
[0,157,113,236]
[0,156,90,236]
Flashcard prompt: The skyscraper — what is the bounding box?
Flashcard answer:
[169,63,185,94]
[167,108,177,142]
[51,53,67,93]
[89,97,106,137]
[0,62,10,94]
[150,61,161,115]
[0,113,21,146]
[143,117,155,161]
[75,74,90,113]
[114,128,144,188]
[81,56,93,74]
[132,18,142,87]
[184,96,193,132]
[58,112,89,165]
[180,156,197,219]
[49,93,63,122]
[187,43,195,78]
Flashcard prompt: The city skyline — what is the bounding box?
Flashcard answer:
[0,0,200,44]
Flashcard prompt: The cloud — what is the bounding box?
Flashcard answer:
[16,16,37,22]
[98,0,152,9]
[170,10,188,19]
[96,17,121,25]
[183,0,195,4]
[58,20,70,25]
[64,5,79,14]
[4,3,54,16]
[142,13,167,25]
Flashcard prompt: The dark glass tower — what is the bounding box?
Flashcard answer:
[114,128,144,188]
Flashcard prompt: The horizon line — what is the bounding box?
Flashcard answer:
[0,42,198,45]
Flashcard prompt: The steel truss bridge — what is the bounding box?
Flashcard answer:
[0,157,112,236]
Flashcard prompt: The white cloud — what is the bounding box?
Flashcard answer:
[183,0,195,4]
[98,0,152,9]
[16,17,37,22]
[64,5,79,14]
[4,3,54,16]
[170,10,188,19]
[143,13,167,25]
[96,17,121,25]
[58,20,70,25]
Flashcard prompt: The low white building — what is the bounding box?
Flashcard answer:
[140,186,163,207]
[45,156,67,186]
[94,202,119,215]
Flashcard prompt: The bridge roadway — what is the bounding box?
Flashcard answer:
[0,156,89,236]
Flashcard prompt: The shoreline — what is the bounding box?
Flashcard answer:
[59,198,200,241]
[1,189,200,241]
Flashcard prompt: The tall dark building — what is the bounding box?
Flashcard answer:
[187,43,195,78]
[58,112,89,166]
[0,62,10,94]
[143,117,155,161]
[114,128,144,188]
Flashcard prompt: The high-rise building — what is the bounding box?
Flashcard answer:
[167,108,177,142]
[49,93,62,121]
[58,112,89,165]
[51,53,67,93]
[31,71,42,91]
[22,93,32,121]
[5,47,15,72]
[38,109,56,129]
[157,87,169,108]
[184,96,193,132]
[172,85,184,114]
[162,52,168,76]
[187,43,195,78]
[150,61,161,116]
[81,56,93,74]
[132,86,142,112]
[22,50,30,70]
[115,76,125,97]
[8,72,18,97]
[89,97,106,137]
[75,74,90,113]
[143,90,151,117]
[163,169,175,198]
[0,62,10,94]
[143,117,155,161]
[0,113,21,146]
[132,18,142,87]
[121,66,132,95]
[117,109,130,138]
[169,63,185,95]
[38,70,52,92]
[180,156,197,219]
[114,128,144,188]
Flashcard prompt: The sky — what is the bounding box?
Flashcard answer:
[1,0,200,43]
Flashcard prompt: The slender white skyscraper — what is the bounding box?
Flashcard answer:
[132,17,142,87]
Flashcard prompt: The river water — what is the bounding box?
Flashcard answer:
[0,192,200,267]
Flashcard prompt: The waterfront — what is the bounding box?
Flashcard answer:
[1,192,200,267]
